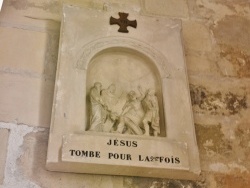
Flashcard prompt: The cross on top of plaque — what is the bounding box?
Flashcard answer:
[110,12,137,33]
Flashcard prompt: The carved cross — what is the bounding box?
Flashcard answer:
[110,12,137,33]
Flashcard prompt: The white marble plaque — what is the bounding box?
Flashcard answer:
[46,4,201,180]
[62,133,189,170]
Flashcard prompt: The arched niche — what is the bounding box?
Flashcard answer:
[86,47,166,137]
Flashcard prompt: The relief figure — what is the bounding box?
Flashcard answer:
[141,89,160,136]
[88,83,160,136]
[114,90,144,135]
[101,84,118,112]
[101,84,119,132]
[89,82,107,131]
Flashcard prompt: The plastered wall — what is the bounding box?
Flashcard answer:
[0,0,249,187]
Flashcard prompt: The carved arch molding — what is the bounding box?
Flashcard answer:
[75,36,173,78]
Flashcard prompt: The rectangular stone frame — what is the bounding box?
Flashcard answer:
[46,4,201,180]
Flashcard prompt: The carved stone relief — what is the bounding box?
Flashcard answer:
[88,82,160,137]
[86,49,164,137]
[46,5,200,180]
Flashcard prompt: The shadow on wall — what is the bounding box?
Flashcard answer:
[38,31,60,127]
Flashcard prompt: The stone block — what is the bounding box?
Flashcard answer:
[0,1,60,41]
[189,75,249,116]
[185,50,219,75]
[141,0,189,18]
[216,44,250,78]
[63,0,141,9]
[182,21,212,52]
[123,177,206,188]
[0,27,50,77]
[214,173,250,188]
[0,0,60,23]
[0,129,9,184]
[0,74,54,127]
[189,75,250,172]
[216,55,238,77]
[188,0,250,24]
[187,0,232,21]
[212,16,250,54]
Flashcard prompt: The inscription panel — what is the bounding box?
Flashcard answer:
[62,133,189,170]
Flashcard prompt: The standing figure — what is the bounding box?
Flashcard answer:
[141,89,160,136]
[89,82,107,131]
[101,84,119,132]
[101,84,118,112]
[114,90,144,135]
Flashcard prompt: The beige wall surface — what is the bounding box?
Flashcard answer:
[0,0,249,187]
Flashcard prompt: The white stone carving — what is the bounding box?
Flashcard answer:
[47,5,201,180]
[88,82,160,137]
[89,82,106,131]
[141,88,160,136]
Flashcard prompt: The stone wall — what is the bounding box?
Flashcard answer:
[0,0,249,187]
